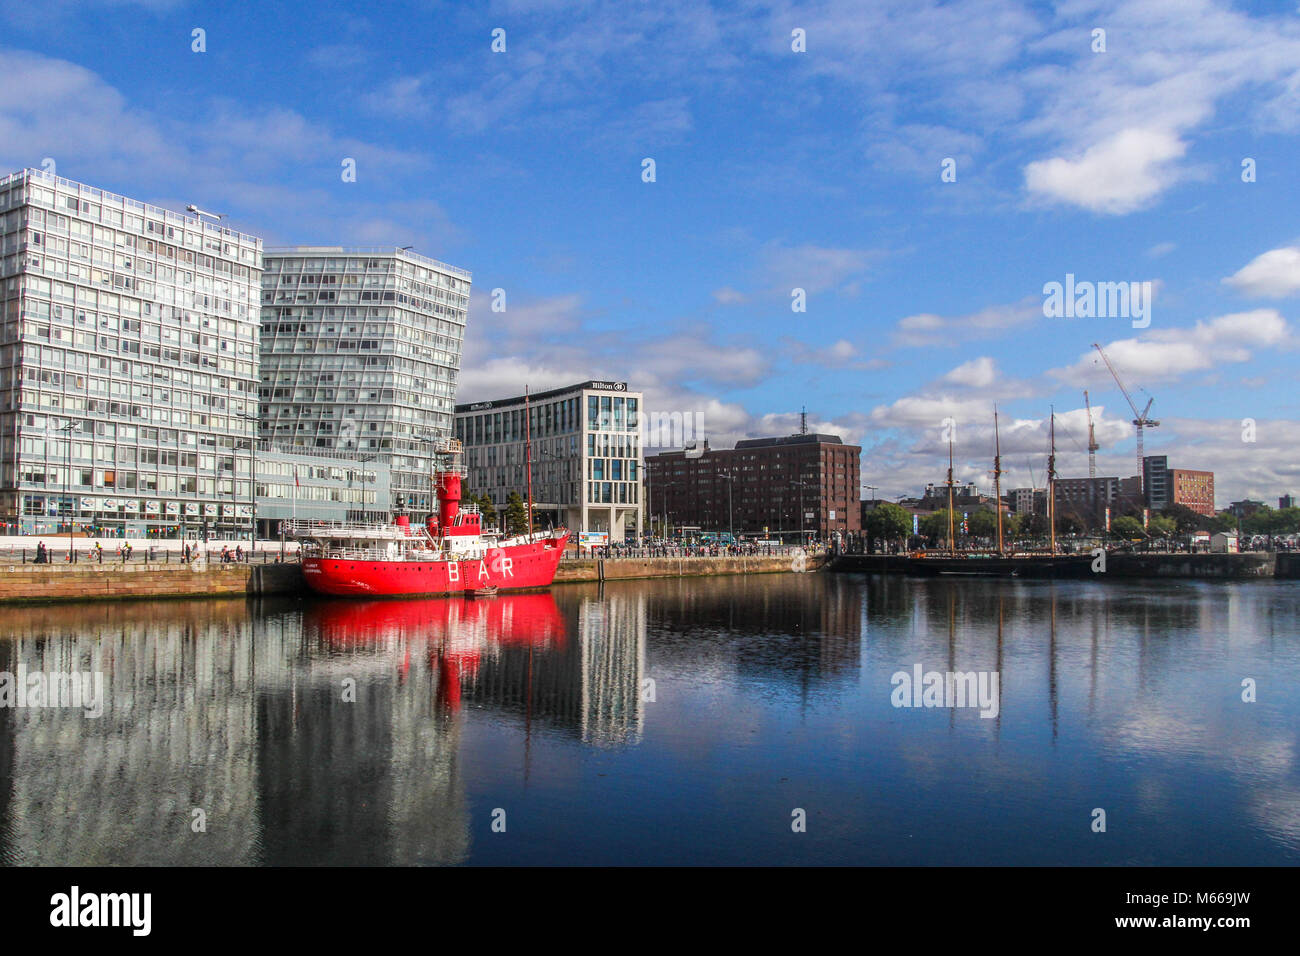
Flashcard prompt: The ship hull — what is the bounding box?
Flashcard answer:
[301,534,569,597]
[904,554,1096,578]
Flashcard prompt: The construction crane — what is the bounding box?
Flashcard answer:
[1092,343,1159,492]
[1083,390,1098,479]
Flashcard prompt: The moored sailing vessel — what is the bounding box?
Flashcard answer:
[284,438,569,597]
[902,407,1097,577]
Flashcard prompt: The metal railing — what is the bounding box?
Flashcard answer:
[560,544,817,561]
[279,518,430,539]
[1,546,298,566]
[264,246,472,279]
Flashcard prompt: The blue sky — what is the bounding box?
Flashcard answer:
[3,0,1299,504]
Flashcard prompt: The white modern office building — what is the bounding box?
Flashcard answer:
[0,168,262,538]
[454,381,643,543]
[254,444,391,535]
[259,247,469,514]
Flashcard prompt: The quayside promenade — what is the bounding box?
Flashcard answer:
[832,551,1300,579]
[0,549,830,605]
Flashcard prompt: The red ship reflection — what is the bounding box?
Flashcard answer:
[302,592,568,709]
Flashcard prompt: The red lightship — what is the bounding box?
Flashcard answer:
[284,438,569,598]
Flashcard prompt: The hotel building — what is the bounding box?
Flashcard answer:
[646,433,861,541]
[259,247,469,514]
[0,169,262,538]
[454,381,643,542]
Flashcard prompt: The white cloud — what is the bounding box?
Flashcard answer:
[942,356,999,388]
[892,297,1041,348]
[1051,310,1292,386]
[711,286,747,305]
[761,242,881,296]
[1223,246,1300,298]
[1024,128,1187,215]
[785,337,887,370]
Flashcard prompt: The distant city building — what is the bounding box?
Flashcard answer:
[455,381,643,541]
[1143,455,1171,510]
[646,433,860,541]
[1170,468,1215,516]
[0,168,262,538]
[1281,495,1296,510]
[1007,487,1047,516]
[259,247,469,514]
[1228,499,1265,518]
[1054,475,1143,527]
[1143,456,1215,516]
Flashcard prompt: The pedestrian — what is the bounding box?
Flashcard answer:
[220,545,229,564]
[35,541,46,564]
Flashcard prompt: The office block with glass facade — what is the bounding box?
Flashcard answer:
[258,247,469,514]
[0,168,262,538]
[454,381,643,542]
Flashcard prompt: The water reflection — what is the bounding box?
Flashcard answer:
[0,574,1296,865]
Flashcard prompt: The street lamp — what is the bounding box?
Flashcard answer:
[59,420,76,562]
[236,412,258,547]
[718,468,735,542]
[791,477,818,546]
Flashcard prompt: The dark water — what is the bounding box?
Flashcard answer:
[1,573,1298,866]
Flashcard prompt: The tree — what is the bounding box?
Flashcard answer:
[476,493,498,525]
[1058,512,1086,536]
[503,492,529,537]
[1024,512,1050,538]
[1147,515,1177,538]
[1277,507,1300,534]
[1242,507,1277,536]
[1161,502,1204,534]
[966,508,999,540]
[1111,515,1145,539]
[919,509,957,547]
[1209,511,1239,534]
[865,502,912,550]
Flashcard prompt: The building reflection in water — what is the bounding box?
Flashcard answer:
[639,574,863,695]
[0,588,639,865]
[0,602,260,866]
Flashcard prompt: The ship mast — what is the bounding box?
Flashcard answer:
[1047,407,1057,556]
[993,407,1004,557]
[946,430,956,554]
[525,385,534,535]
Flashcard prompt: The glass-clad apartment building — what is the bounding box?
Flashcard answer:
[454,381,643,542]
[0,169,262,538]
[259,248,469,514]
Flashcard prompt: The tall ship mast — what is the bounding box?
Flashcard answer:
[1047,408,1057,556]
[993,408,1004,557]
[946,430,956,554]
[283,437,570,597]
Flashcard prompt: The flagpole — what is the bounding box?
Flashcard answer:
[525,385,534,536]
